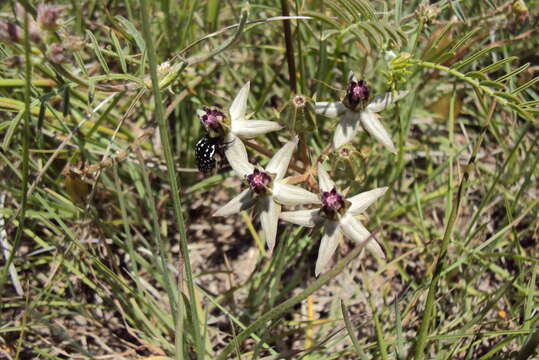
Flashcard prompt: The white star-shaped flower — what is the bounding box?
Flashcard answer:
[197,81,283,175]
[316,73,408,153]
[213,136,319,254]
[280,164,387,276]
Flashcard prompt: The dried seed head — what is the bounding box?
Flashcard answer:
[37,3,64,30]
[416,3,440,24]
[0,21,22,42]
[48,43,68,63]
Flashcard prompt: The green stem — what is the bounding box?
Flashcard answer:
[0,79,56,87]
[138,1,202,358]
[411,19,424,55]
[280,0,297,93]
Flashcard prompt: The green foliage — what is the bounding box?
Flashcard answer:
[0,1,537,359]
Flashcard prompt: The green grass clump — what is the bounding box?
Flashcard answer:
[0,1,537,359]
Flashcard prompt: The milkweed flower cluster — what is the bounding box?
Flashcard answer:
[200,76,406,275]
[213,136,319,254]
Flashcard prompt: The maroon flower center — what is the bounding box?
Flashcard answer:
[346,79,369,111]
[321,188,345,214]
[247,168,271,193]
[199,107,225,132]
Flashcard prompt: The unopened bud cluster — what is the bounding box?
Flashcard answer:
[0,4,70,65]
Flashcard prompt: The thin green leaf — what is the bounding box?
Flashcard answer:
[479,56,518,74]
[452,45,500,70]
[511,76,539,95]
[86,30,110,74]
[341,300,370,360]
[116,15,146,52]
[110,30,128,73]
[495,62,529,83]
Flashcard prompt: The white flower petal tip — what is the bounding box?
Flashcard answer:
[265,136,299,181]
[347,187,388,215]
[196,109,206,118]
[367,90,409,113]
[317,164,336,192]
[231,120,283,139]
[213,189,254,217]
[272,183,319,206]
[315,220,341,276]
[229,81,250,122]
[315,101,347,118]
[338,214,385,259]
[259,196,281,255]
[224,134,254,177]
[360,110,396,154]
[279,209,323,227]
[366,239,386,259]
[332,110,362,149]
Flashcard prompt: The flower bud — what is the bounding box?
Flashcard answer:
[512,0,529,23]
[416,3,440,24]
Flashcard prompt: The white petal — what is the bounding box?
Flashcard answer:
[196,109,206,119]
[339,214,385,259]
[346,187,388,215]
[279,209,323,227]
[231,120,283,139]
[360,110,396,154]
[315,101,347,118]
[367,90,409,113]
[272,182,319,206]
[332,110,362,149]
[224,133,254,178]
[229,81,250,122]
[258,195,281,255]
[317,164,336,192]
[315,220,342,276]
[213,189,255,217]
[348,71,358,83]
[265,136,298,181]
